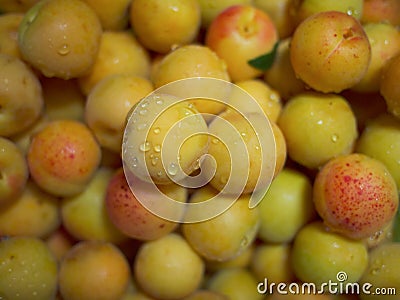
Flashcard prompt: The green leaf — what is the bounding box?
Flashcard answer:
[248,42,279,71]
[393,206,400,242]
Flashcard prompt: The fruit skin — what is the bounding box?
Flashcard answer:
[290,11,371,93]
[207,267,263,300]
[18,0,103,79]
[361,0,400,26]
[205,4,278,82]
[85,74,154,153]
[198,0,252,29]
[82,0,131,30]
[291,0,364,26]
[291,221,369,287]
[78,30,151,96]
[278,92,358,169]
[130,0,201,54]
[0,236,58,300]
[27,119,102,197]
[0,53,43,137]
[0,180,60,238]
[61,167,128,243]
[358,243,400,300]
[351,22,400,93]
[0,13,24,59]
[380,53,400,118]
[313,153,399,240]
[59,240,131,300]
[105,168,187,241]
[0,137,28,207]
[356,113,400,189]
[257,167,316,243]
[134,233,204,300]
[182,186,260,262]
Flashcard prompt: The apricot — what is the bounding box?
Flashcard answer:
[313,153,399,240]
[130,0,201,54]
[18,0,102,79]
[380,53,400,118]
[27,120,102,197]
[290,11,371,93]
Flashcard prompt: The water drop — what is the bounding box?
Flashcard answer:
[151,157,159,166]
[153,144,161,153]
[241,132,246,137]
[167,162,178,176]
[139,109,148,116]
[157,171,163,177]
[57,44,70,56]
[130,156,138,167]
[153,127,161,134]
[139,141,151,152]
[156,99,164,105]
[212,138,220,144]
[136,123,147,131]
[317,119,323,125]
[331,134,339,142]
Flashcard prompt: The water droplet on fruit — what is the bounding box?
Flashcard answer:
[151,157,159,166]
[331,134,339,142]
[156,98,164,105]
[212,138,219,144]
[139,109,148,116]
[137,123,147,131]
[167,162,178,176]
[139,141,151,152]
[132,157,138,168]
[154,144,161,153]
[57,44,70,56]
[153,127,161,134]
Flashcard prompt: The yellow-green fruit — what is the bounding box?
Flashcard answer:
[0,180,60,238]
[0,53,43,137]
[207,267,263,300]
[359,243,400,300]
[134,233,204,300]
[356,113,400,188]
[291,221,369,287]
[250,243,295,283]
[59,241,131,300]
[78,30,151,95]
[18,0,102,79]
[61,167,128,243]
[182,186,260,262]
[0,13,24,59]
[352,22,400,93]
[130,0,201,53]
[0,236,58,300]
[278,92,358,169]
[257,167,316,243]
[82,0,131,30]
[264,37,307,100]
[85,74,154,153]
[380,53,400,118]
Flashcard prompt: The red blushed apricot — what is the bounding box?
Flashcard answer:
[105,168,187,241]
[290,11,371,93]
[313,153,399,240]
[27,120,101,197]
[205,4,278,82]
[361,0,400,26]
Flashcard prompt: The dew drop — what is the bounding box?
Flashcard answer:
[167,162,178,176]
[157,171,163,177]
[331,134,339,143]
[136,123,148,131]
[212,138,219,144]
[139,141,151,152]
[139,109,148,116]
[153,127,161,134]
[57,44,70,56]
[130,156,138,168]
[151,157,159,166]
[154,144,161,153]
